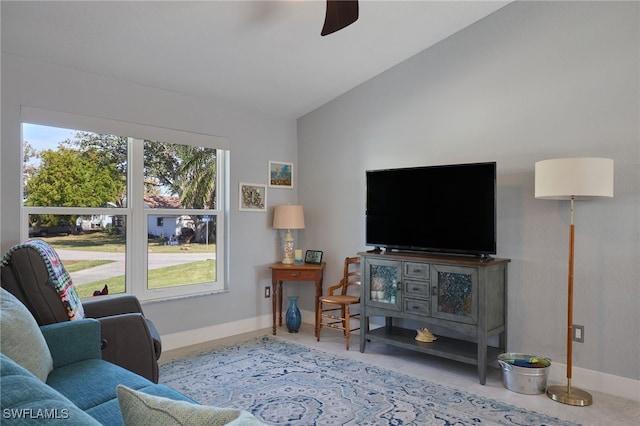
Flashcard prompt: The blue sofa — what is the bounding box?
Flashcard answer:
[1,319,194,425]
[1,286,266,425]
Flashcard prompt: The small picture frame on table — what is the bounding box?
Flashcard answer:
[305,250,323,264]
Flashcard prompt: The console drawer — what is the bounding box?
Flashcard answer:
[404,298,430,316]
[404,262,429,279]
[404,280,430,299]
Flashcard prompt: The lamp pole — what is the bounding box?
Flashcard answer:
[546,196,592,406]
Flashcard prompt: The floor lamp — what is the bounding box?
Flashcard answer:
[535,157,614,406]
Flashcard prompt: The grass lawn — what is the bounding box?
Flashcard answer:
[40,232,216,297]
[75,259,216,298]
[64,259,114,273]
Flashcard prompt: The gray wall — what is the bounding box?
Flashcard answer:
[1,54,299,336]
[2,0,638,385]
[297,1,639,380]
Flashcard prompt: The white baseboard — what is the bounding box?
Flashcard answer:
[161,311,640,403]
[161,314,275,351]
[547,362,640,402]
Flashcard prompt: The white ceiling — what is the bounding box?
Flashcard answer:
[1,1,510,119]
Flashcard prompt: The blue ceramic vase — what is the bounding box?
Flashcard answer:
[285,296,301,333]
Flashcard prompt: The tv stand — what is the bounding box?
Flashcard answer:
[359,251,509,385]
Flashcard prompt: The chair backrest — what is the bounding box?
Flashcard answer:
[340,256,361,297]
[1,245,74,326]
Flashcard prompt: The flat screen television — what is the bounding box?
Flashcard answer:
[365,161,496,258]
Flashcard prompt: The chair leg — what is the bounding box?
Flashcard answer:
[345,306,350,350]
[316,301,322,342]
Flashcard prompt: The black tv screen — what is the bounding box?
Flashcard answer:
[366,162,496,257]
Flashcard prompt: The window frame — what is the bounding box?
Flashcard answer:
[20,106,230,302]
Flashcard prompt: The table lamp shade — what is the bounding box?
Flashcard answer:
[273,205,305,229]
[535,157,614,200]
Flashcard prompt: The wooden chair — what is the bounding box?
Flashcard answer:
[316,256,361,350]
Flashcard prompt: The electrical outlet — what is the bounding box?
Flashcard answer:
[264,286,271,298]
[573,324,584,343]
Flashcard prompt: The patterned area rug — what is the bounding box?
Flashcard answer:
[160,336,579,426]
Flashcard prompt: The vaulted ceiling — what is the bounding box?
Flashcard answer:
[1,1,510,118]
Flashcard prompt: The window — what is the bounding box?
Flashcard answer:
[20,107,228,301]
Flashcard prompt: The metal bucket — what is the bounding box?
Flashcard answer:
[497,353,551,395]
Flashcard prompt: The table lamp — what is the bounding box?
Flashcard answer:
[535,157,614,406]
[273,205,305,264]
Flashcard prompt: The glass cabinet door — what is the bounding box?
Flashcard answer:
[430,264,478,324]
[364,258,402,311]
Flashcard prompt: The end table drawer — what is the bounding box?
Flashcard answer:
[404,262,429,279]
[404,298,430,316]
[274,270,319,281]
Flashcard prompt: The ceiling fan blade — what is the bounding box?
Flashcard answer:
[321,0,359,36]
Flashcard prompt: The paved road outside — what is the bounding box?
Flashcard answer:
[55,249,215,287]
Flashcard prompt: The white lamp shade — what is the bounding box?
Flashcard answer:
[535,157,614,200]
[273,205,305,229]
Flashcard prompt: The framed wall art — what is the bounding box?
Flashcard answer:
[239,182,267,212]
[269,160,293,189]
